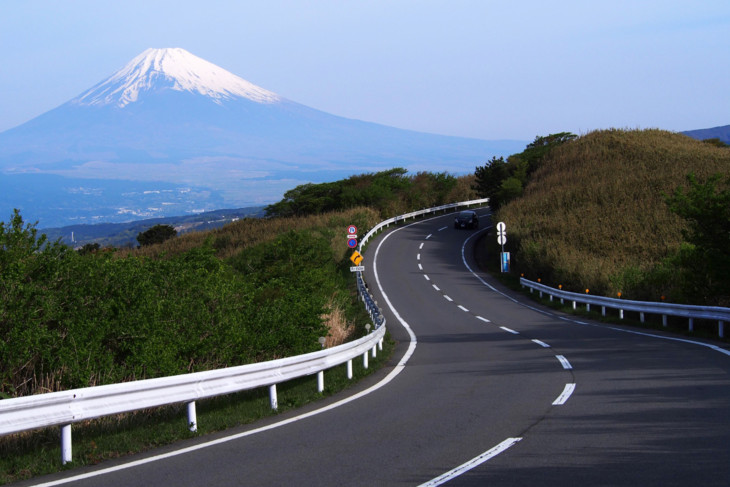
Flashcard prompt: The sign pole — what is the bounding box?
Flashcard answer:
[496,222,509,273]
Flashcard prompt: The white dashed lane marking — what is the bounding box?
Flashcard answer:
[553,383,576,405]
[556,355,573,370]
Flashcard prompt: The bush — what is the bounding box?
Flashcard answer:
[137,224,177,246]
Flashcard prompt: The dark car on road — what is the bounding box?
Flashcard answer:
[454,210,479,229]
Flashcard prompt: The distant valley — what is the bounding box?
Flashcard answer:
[41,205,266,248]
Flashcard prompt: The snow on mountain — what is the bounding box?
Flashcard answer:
[74,48,281,107]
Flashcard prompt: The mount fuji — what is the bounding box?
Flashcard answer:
[0,48,525,227]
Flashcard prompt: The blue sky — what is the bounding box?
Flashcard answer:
[1,0,728,141]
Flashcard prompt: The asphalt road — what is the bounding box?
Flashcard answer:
[26,208,730,486]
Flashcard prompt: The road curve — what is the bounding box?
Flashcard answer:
[25,208,730,486]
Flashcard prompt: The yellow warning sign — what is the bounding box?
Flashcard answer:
[350,250,364,266]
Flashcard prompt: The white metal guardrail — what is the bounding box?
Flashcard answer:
[0,317,385,465]
[359,197,490,251]
[0,198,490,465]
[0,258,387,466]
[520,278,730,338]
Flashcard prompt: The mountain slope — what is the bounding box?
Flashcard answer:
[683,124,730,144]
[0,48,525,227]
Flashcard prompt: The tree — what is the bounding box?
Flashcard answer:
[667,173,730,258]
[664,172,730,304]
[473,156,508,207]
[137,224,177,247]
[473,133,577,210]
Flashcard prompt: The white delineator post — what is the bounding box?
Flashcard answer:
[61,424,72,464]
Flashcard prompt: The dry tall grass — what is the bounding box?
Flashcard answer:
[321,299,356,348]
[496,129,730,298]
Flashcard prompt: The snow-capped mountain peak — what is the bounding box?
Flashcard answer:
[74,47,281,107]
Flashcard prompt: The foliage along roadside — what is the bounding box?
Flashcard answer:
[0,206,382,398]
[483,129,730,306]
[264,167,472,219]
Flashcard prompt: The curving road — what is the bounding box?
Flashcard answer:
[26,208,730,486]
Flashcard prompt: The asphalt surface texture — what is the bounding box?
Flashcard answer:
[22,208,730,486]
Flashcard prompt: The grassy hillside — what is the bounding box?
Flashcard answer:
[494,129,730,304]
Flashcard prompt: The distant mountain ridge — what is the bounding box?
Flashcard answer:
[42,206,266,249]
[682,124,730,144]
[0,47,526,227]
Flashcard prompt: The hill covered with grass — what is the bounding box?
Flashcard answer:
[493,129,730,305]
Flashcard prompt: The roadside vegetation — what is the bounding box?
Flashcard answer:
[0,168,475,483]
[475,129,730,306]
[0,207,377,398]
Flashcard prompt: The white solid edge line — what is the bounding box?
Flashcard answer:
[553,383,576,405]
[460,228,730,358]
[418,438,523,487]
[33,219,422,487]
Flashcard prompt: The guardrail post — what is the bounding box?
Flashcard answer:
[61,424,72,465]
[363,350,369,369]
[572,301,577,310]
[620,309,624,320]
[719,321,725,338]
[317,371,325,393]
[602,306,606,317]
[640,312,645,323]
[347,359,353,379]
[662,315,668,327]
[689,318,694,332]
[586,303,591,312]
[269,384,278,410]
[187,401,197,432]
[371,345,377,358]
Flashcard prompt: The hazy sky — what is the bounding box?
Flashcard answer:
[1,1,728,141]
